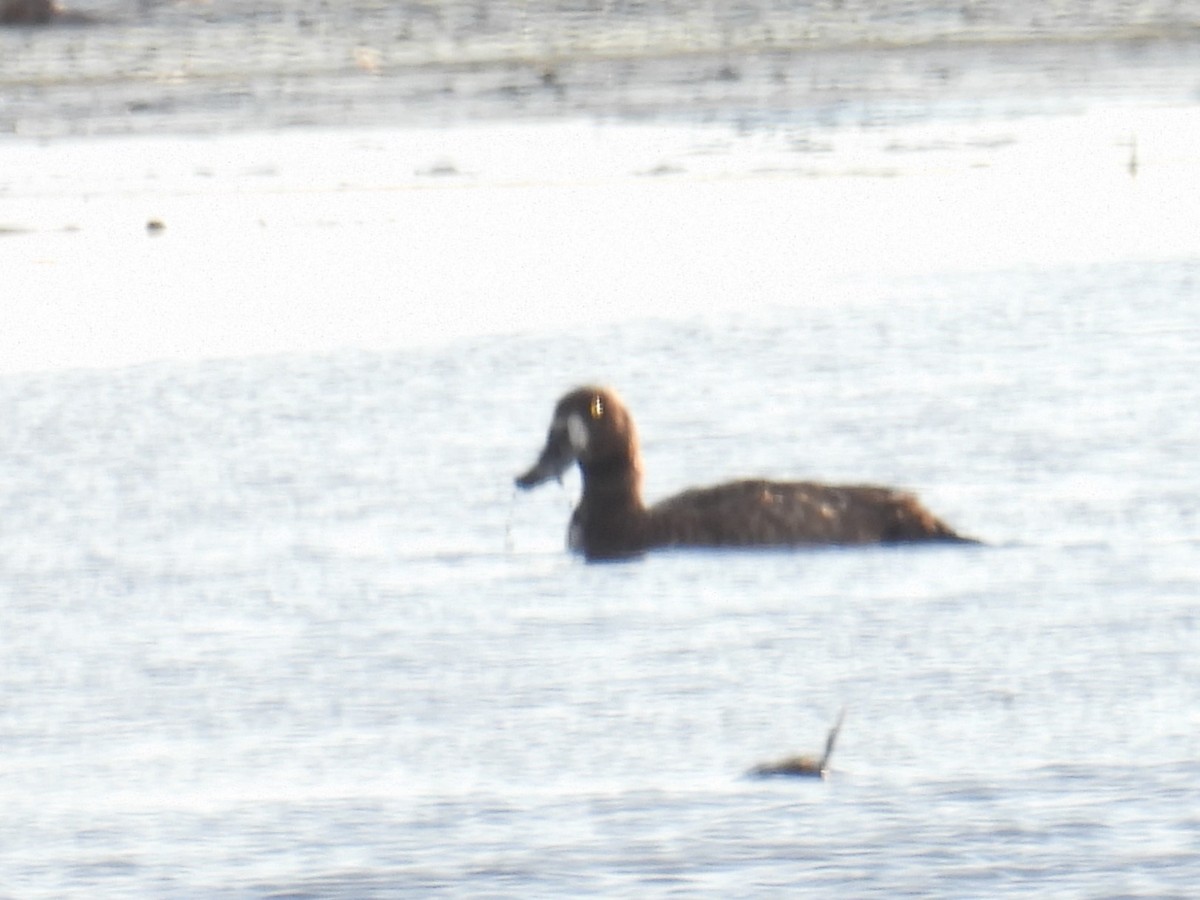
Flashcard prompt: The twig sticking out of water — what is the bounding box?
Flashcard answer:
[749,707,846,779]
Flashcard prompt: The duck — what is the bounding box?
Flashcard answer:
[1,0,94,25]
[750,708,846,779]
[514,385,976,561]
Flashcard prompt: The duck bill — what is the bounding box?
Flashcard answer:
[515,429,574,489]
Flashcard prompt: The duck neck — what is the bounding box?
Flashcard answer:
[575,453,647,560]
[579,453,644,512]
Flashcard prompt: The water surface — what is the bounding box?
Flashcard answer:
[2,4,1200,896]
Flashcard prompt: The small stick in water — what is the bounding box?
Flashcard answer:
[749,707,846,779]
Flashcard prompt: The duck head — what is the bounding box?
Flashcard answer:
[515,386,641,491]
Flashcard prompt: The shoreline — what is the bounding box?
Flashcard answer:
[3,28,1199,138]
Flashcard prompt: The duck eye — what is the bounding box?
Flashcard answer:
[590,395,604,419]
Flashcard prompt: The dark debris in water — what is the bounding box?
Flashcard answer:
[1,0,96,26]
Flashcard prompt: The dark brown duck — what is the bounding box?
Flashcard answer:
[515,386,976,561]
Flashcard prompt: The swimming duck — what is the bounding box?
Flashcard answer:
[514,386,975,561]
[750,708,846,779]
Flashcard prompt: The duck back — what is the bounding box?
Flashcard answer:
[646,479,970,548]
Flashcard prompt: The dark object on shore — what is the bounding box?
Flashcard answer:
[515,385,977,561]
[146,219,165,234]
[750,708,846,779]
[1,0,95,25]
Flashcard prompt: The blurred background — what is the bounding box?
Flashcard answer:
[5,0,1200,136]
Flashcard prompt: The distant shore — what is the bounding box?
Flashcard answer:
[2,2,1198,137]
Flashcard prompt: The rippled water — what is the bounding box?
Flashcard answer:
[2,257,1198,895]
[3,2,1200,896]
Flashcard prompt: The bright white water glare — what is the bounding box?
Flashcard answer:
[3,107,1197,374]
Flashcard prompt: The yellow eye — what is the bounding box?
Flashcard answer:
[590,395,604,419]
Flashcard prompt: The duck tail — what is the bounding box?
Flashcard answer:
[937,524,983,544]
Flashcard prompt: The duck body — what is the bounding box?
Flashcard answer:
[515,386,976,562]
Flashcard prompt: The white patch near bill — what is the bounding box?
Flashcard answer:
[566,412,589,453]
